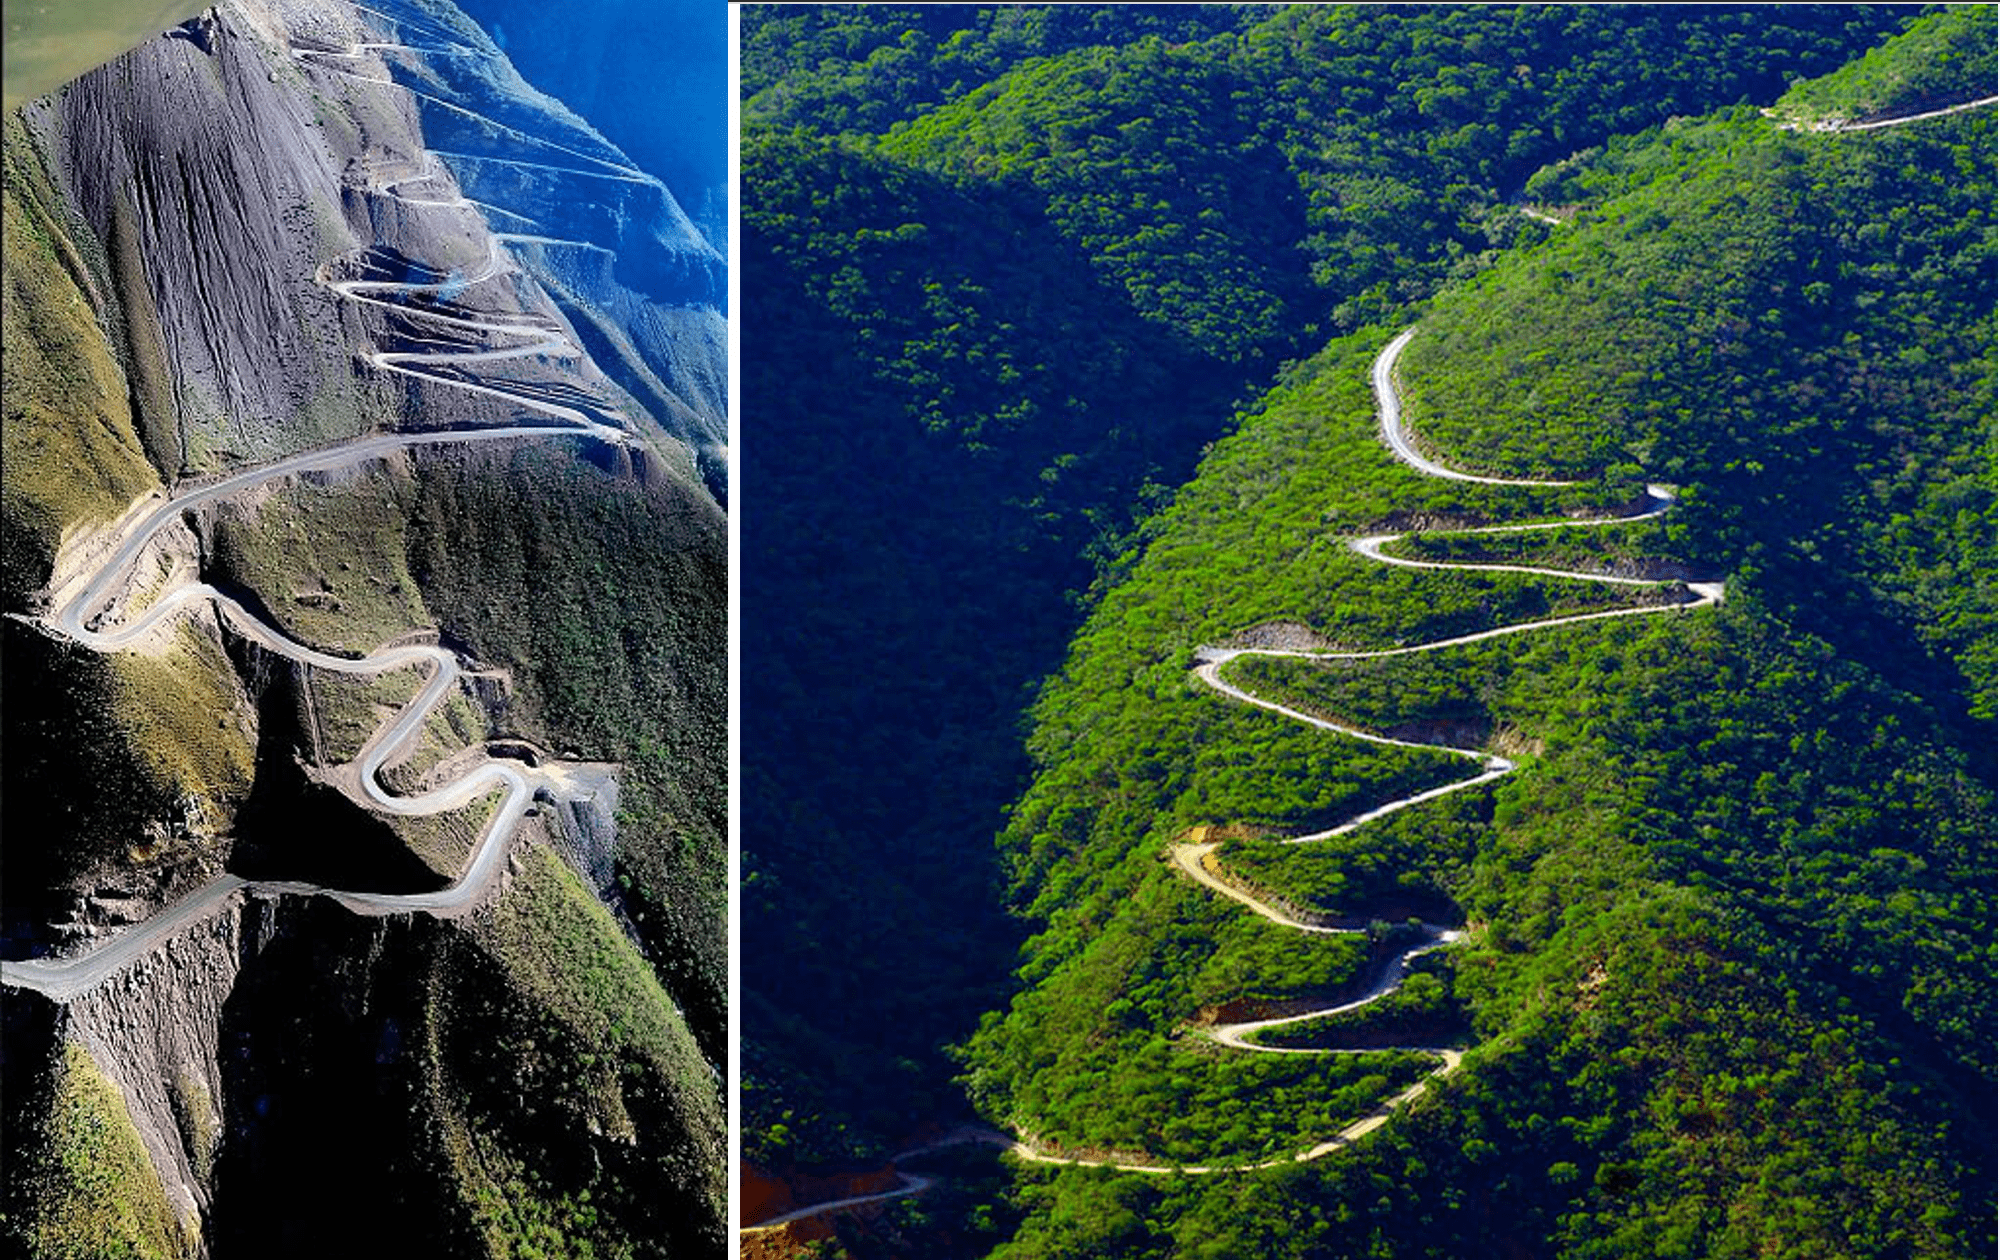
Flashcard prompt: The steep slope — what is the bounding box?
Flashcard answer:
[738,2,1925,1210]
[1,0,725,1254]
[321,0,729,496]
[965,30,1992,1260]
[1769,5,1997,128]
[453,0,726,252]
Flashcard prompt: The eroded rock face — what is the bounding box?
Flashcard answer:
[31,1,374,472]
[66,893,250,1231]
[27,0,725,497]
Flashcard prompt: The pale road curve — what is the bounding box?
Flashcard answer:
[1372,327,1578,487]
[1,15,640,1005]
[744,325,1725,1228]
[290,28,651,182]
[992,322,1723,1176]
[738,1174,937,1235]
[1776,93,2000,134]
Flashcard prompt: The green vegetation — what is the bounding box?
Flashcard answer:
[2,616,253,918]
[871,5,1910,358]
[168,1072,218,1187]
[107,625,257,810]
[0,118,260,931]
[194,878,723,1258]
[742,7,1272,136]
[1400,107,1995,722]
[376,684,489,795]
[741,5,1962,1194]
[1247,963,1468,1052]
[433,845,725,1257]
[2,0,209,111]
[480,846,716,1109]
[306,662,427,762]
[1772,6,1997,127]
[388,789,501,882]
[404,440,727,1064]
[0,116,159,607]
[1383,515,1689,579]
[962,43,1991,1257]
[3,1041,193,1260]
[204,461,434,655]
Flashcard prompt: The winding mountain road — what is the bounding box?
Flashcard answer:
[999,325,1722,1174]
[1,11,639,1006]
[744,324,1725,1231]
[1776,93,2000,133]
[746,86,1979,1232]
[741,1174,938,1234]
[291,31,652,183]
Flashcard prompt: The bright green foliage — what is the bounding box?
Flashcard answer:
[0,115,159,606]
[875,6,1911,360]
[3,1042,192,1260]
[741,14,1992,1257]
[966,41,1991,1255]
[1773,7,1998,126]
[742,6,1271,136]
[1247,964,1466,1051]
[1402,106,1996,721]
[1384,516,1688,579]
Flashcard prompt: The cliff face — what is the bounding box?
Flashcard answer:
[33,0,388,472]
[1,0,725,1254]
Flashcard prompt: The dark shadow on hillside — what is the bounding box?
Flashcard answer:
[221,637,445,896]
[740,136,1290,1153]
[206,900,472,1258]
[0,620,177,959]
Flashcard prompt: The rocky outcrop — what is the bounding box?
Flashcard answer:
[65,891,250,1236]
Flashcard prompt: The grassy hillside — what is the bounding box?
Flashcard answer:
[192,873,722,1260]
[0,112,262,937]
[447,846,725,1255]
[402,441,728,1065]
[0,115,158,605]
[2,1038,194,1260]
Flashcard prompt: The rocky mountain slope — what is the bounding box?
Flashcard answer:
[0,1,724,1255]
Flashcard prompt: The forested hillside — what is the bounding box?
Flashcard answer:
[742,6,1993,1256]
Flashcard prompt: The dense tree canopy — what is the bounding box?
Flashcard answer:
[741,8,1993,1256]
